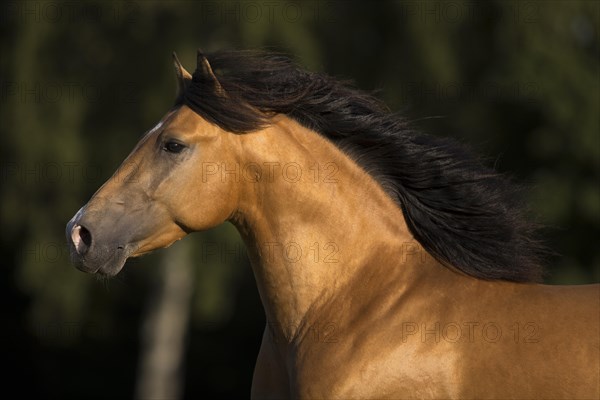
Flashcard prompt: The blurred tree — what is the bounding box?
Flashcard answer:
[135,240,193,400]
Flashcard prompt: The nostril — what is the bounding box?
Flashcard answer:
[71,224,92,255]
[80,225,92,247]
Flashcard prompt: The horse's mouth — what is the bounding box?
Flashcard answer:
[67,228,131,277]
[69,246,131,277]
[66,213,140,277]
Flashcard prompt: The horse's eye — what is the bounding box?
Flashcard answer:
[163,141,186,154]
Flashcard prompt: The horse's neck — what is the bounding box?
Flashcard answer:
[231,116,443,342]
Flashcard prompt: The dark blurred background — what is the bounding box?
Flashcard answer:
[1,1,598,398]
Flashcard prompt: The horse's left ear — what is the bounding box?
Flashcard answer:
[172,52,192,99]
[197,49,226,97]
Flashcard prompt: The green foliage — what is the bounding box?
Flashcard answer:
[1,0,598,397]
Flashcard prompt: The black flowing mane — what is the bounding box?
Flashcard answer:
[181,50,545,282]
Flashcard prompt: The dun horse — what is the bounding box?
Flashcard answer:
[67,50,599,399]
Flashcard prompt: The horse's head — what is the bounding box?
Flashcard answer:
[66,53,240,276]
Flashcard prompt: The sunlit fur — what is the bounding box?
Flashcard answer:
[182,50,545,282]
[67,51,599,399]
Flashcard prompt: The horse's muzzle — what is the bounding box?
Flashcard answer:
[66,207,131,276]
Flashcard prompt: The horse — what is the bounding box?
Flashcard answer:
[67,50,599,399]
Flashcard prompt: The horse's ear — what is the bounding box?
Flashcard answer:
[197,49,226,97]
[172,52,191,99]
